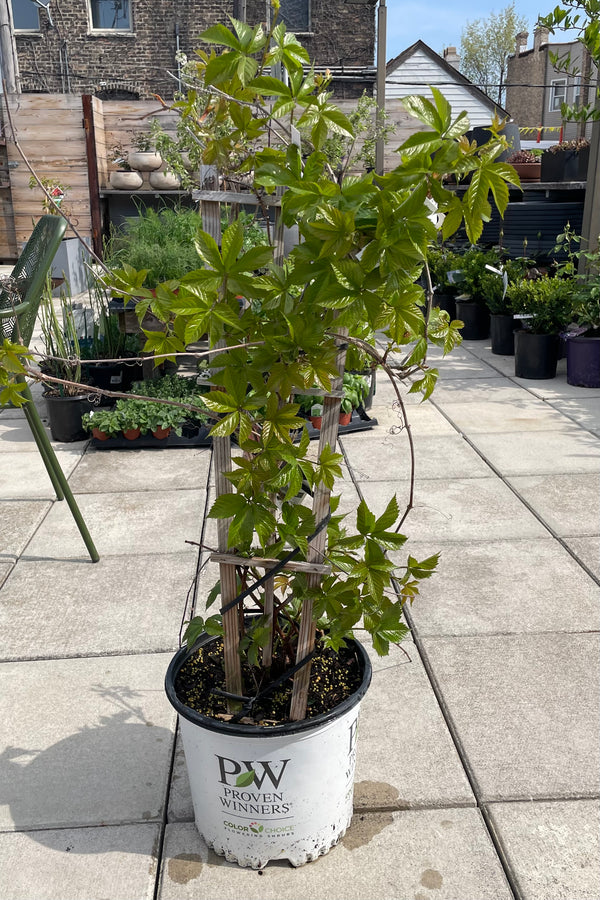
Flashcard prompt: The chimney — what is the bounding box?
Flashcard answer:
[534,26,549,51]
[515,31,528,55]
[443,46,460,69]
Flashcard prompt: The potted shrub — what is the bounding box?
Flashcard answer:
[540,137,590,182]
[455,246,501,340]
[483,256,532,355]
[553,227,600,387]
[507,275,575,378]
[426,244,463,320]
[91,17,516,869]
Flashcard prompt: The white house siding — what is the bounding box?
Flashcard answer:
[386,47,503,130]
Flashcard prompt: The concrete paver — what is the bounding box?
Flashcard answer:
[0,552,197,659]
[360,477,549,542]
[486,799,600,900]
[0,561,13,587]
[0,653,175,830]
[563,535,600,578]
[23,489,206,558]
[508,473,600,536]
[69,447,212,493]
[421,633,600,801]
[437,398,578,434]
[0,499,51,557]
[0,450,83,499]
[549,396,600,436]
[467,428,600,475]
[158,811,514,900]
[1,338,599,899]
[0,824,159,900]
[406,537,600,636]
[342,432,492,481]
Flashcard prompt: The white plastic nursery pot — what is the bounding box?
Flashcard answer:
[165,636,372,868]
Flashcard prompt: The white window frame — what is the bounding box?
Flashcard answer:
[11,0,40,32]
[87,0,133,34]
[549,79,567,112]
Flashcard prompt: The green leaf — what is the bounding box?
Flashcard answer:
[356,498,376,536]
[208,493,246,519]
[235,770,256,787]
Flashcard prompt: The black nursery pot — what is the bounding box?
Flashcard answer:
[45,394,94,442]
[433,292,456,321]
[514,331,559,380]
[455,299,490,341]
[490,314,515,356]
[566,335,600,388]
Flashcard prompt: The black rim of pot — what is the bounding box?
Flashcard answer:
[165,633,372,737]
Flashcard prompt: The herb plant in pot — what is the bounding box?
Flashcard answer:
[128,129,163,172]
[104,15,515,870]
[507,275,575,379]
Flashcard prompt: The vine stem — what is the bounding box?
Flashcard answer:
[327,331,417,532]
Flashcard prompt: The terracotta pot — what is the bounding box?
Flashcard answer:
[339,411,352,426]
[128,151,162,172]
[310,416,322,430]
[152,426,172,440]
[109,170,143,190]
[91,427,109,441]
[122,427,141,441]
[510,162,541,183]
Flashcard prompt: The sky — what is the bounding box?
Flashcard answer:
[384,0,569,59]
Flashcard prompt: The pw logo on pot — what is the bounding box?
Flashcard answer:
[216,756,290,789]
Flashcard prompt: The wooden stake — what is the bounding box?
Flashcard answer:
[289,327,348,720]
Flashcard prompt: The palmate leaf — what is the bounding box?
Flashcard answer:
[0,380,28,407]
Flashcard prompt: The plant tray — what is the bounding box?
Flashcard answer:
[304,409,377,441]
[90,425,212,450]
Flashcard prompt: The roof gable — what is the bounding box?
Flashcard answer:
[386,40,509,118]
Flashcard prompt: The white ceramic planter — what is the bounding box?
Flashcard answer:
[128,151,162,172]
[165,637,371,868]
[109,170,143,190]
[149,170,181,190]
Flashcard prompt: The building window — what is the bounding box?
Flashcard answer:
[573,76,582,105]
[89,0,132,31]
[279,0,310,32]
[11,0,40,30]
[550,79,566,111]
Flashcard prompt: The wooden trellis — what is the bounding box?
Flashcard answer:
[200,170,347,721]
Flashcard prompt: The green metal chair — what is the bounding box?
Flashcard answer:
[0,215,99,562]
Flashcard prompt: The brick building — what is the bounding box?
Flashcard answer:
[10,0,375,99]
[505,26,596,141]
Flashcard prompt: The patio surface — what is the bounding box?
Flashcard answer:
[0,337,599,900]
